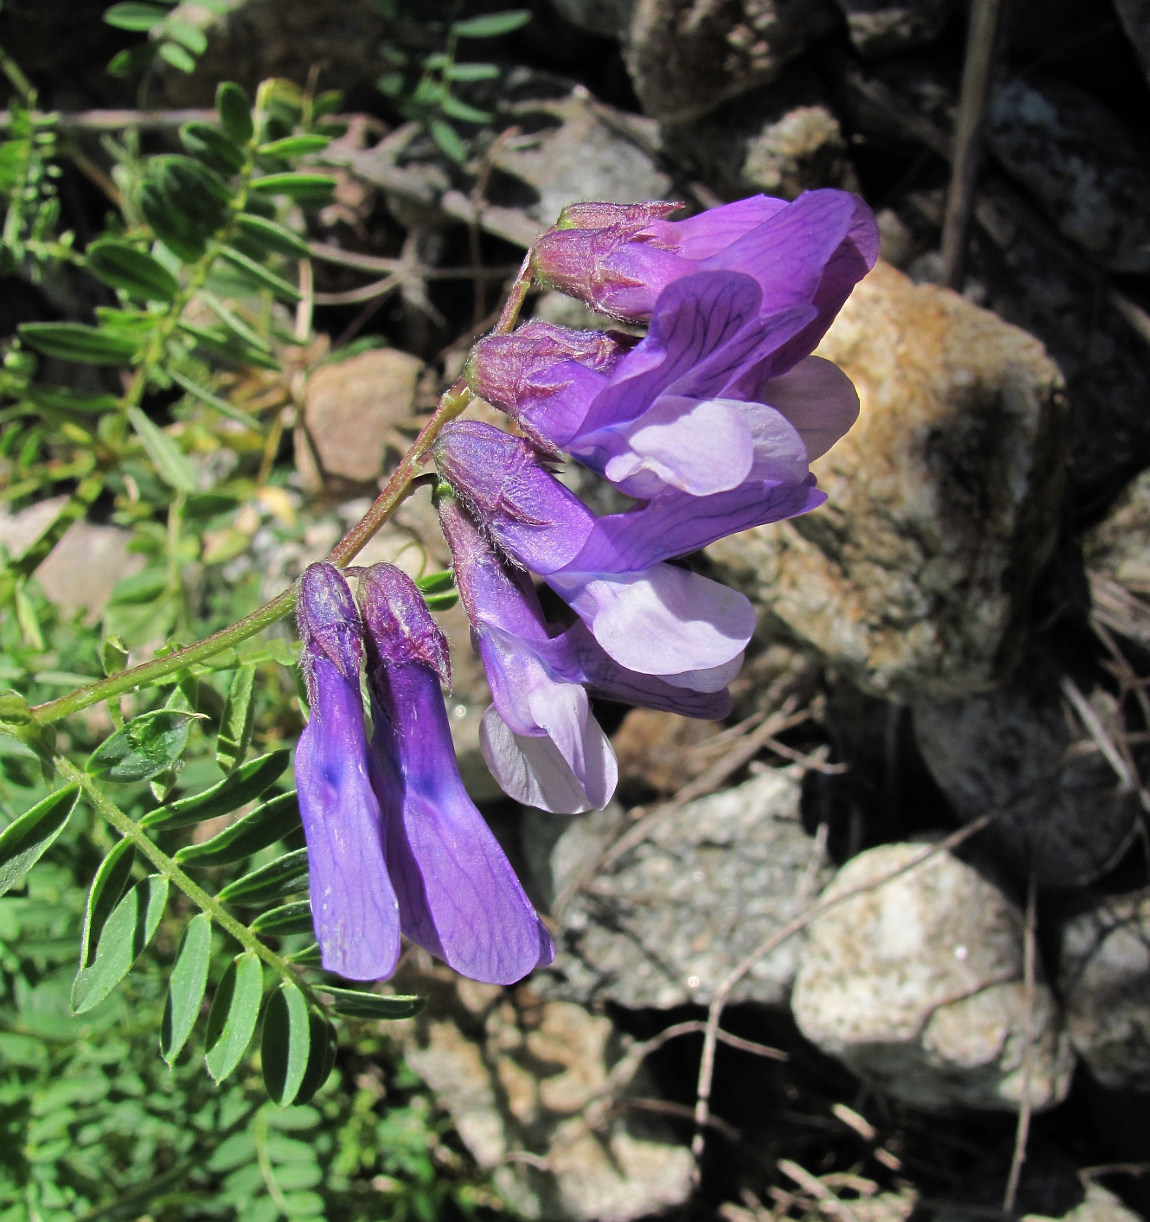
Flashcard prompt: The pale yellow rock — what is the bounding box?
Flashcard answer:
[710,260,1068,700]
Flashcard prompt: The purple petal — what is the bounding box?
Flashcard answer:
[295,658,401,982]
[644,194,791,258]
[546,563,754,687]
[369,663,554,984]
[754,355,860,462]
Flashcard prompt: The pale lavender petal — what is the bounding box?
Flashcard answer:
[600,394,755,496]
[480,691,617,814]
[755,355,860,461]
[546,563,755,687]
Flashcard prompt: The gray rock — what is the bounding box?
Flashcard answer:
[833,0,957,57]
[1026,1185,1150,1222]
[549,0,636,38]
[294,348,426,494]
[1085,467,1150,598]
[708,260,1069,701]
[529,767,832,1009]
[660,73,856,199]
[1114,0,1150,93]
[913,653,1140,889]
[623,0,841,121]
[1060,889,1150,1091]
[792,843,1076,1112]
[394,972,695,1221]
[493,72,671,229]
[156,0,388,105]
[987,78,1150,274]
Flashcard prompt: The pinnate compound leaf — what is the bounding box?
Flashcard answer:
[250,899,313,936]
[17,322,139,365]
[0,785,79,896]
[87,709,200,783]
[261,980,311,1105]
[104,1,169,30]
[451,9,530,37]
[204,951,263,1082]
[71,875,169,1014]
[87,238,180,303]
[127,406,199,493]
[180,120,245,173]
[216,846,309,905]
[217,81,254,145]
[160,912,212,1064]
[217,663,256,773]
[320,986,423,1020]
[141,747,290,829]
[175,791,300,867]
[77,839,136,971]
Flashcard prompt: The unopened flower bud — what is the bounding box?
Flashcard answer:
[554,199,681,233]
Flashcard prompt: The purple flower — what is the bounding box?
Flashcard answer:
[433,421,756,694]
[530,190,878,340]
[438,493,730,813]
[360,563,554,986]
[294,563,401,982]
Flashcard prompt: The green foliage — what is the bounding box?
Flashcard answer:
[375,1,531,162]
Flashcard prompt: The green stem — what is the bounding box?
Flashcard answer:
[57,756,308,994]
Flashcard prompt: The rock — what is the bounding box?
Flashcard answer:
[155,0,388,105]
[1085,467,1150,597]
[622,0,841,121]
[1113,0,1150,92]
[1025,1185,1149,1222]
[0,497,144,623]
[1060,889,1150,1091]
[708,259,1069,701]
[294,348,426,494]
[611,707,727,798]
[986,78,1150,274]
[833,0,957,57]
[492,72,671,228]
[529,767,832,1009]
[548,0,636,38]
[660,72,856,199]
[913,651,1140,889]
[792,843,1076,1112]
[395,972,695,1221]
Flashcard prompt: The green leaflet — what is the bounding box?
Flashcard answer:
[0,785,80,896]
[160,913,213,1065]
[204,951,263,1082]
[141,748,290,829]
[86,709,201,783]
[71,875,170,1014]
[260,980,311,1105]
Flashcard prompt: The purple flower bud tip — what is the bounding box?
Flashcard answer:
[359,563,451,688]
[555,199,682,234]
[297,562,363,696]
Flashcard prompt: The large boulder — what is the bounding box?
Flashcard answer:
[792,843,1076,1112]
[709,259,1069,701]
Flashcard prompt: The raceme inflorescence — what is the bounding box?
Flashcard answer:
[293,189,879,985]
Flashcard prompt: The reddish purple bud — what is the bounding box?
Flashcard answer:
[464,319,629,424]
[358,562,451,689]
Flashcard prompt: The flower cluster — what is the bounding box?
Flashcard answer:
[436,189,878,815]
[293,190,877,982]
[294,561,553,984]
